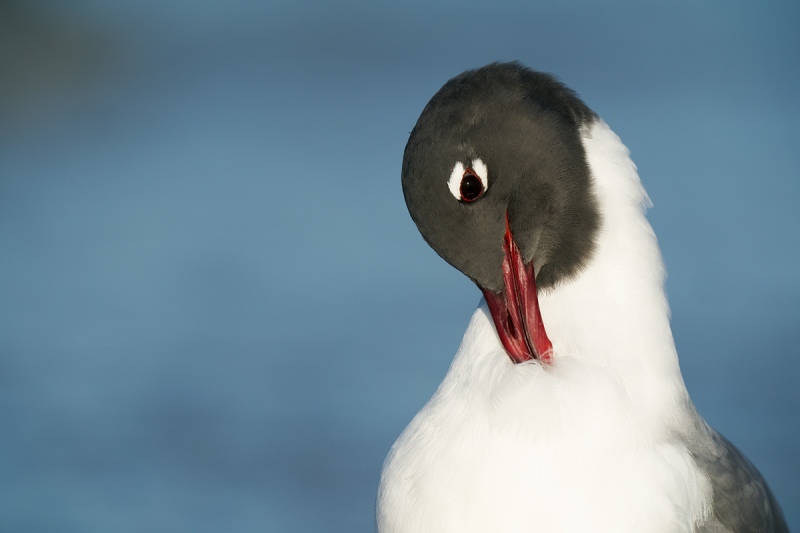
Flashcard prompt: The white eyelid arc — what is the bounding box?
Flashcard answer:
[472,158,488,187]
[447,162,465,199]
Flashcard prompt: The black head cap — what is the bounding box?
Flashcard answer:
[402,62,600,293]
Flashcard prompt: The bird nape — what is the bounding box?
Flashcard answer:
[376,62,788,533]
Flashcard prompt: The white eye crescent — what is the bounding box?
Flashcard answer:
[447,158,489,202]
[447,162,465,199]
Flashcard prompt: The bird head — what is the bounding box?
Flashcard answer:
[402,62,601,364]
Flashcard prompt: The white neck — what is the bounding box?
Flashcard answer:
[537,118,689,430]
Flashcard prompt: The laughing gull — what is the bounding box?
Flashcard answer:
[377,62,788,532]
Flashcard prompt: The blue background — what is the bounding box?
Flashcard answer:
[1,1,798,531]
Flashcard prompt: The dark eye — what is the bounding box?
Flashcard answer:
[447,159,489,202]
[460,172,484,202]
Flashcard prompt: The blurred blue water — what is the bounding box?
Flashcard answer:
[1,1,798,531]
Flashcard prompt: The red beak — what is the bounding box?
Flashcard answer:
[481,215,553,365]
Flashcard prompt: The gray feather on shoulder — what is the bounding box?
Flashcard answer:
[684,415,789,533]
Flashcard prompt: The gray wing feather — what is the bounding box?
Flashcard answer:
[686,417,789,533]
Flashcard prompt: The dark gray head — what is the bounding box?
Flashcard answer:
[402,62,600,294]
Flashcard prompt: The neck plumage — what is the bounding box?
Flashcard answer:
[537,118,688,424]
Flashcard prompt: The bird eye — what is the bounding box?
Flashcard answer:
[447,158,489,203]
[459,170,483,201]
